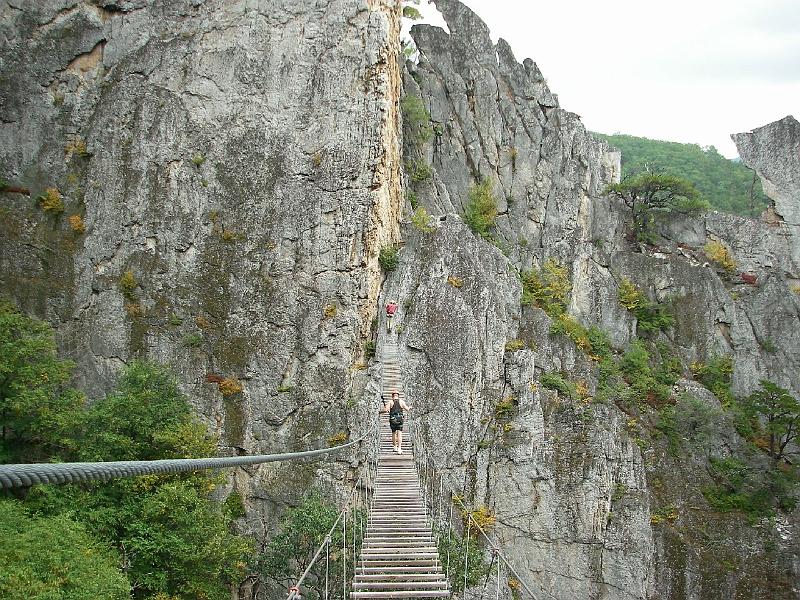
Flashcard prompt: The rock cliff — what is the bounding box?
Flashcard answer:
[391,0,799,598]
[1,0,798,598]
[0,0,403,537]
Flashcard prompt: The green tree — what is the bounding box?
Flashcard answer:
[259,493,357,599]
[594,132,770,217]
[603,173,708,244]
[0,500,130,600]
[28,362,252,600]
[78,361,218,462]
[743,380,800,464]
[0,300,84,462]
[1,303,254,599]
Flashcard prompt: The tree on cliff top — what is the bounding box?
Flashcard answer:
[604,172,709,244]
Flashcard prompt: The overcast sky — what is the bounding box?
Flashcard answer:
[404,0,800,158]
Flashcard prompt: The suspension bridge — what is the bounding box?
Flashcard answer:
[351,338,449,598]
[0,333,542,600]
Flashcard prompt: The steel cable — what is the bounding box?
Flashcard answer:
[0,431,371,490]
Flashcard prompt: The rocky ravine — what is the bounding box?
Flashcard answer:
[1,0,799,598]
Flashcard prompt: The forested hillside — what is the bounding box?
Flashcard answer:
[595,133,770,216]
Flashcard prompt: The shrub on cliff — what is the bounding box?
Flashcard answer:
[617,278,674,333]
[464,178,498,238]
[379,245,400,271]
[401,94,432,148]
[520,258,570,316]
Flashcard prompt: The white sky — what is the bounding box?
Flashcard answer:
[404,0,800,158]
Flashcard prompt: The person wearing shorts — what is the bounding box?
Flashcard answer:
[382,390,411,453]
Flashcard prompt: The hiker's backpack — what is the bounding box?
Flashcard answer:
[389,398,404,427]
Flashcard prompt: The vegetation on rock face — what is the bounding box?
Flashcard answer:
[407,158,432,182]
[323,302,337,319]
[520,258,570,316]
[402,5,422,20]
[68,214,86,234]
[704,240,737,273]
[504,339,525,352]
[401,94,432,148]
[218,377,243,396]
[0,302,252,600]
[594,132,770,217]
[540,372,577,400]
[118,270,137,301]
[411,206,436,232]
[617,278,674,333]
[378,245,400,271]
[38,187,64,213]
[463,178,498,239]
[691,355,733,406]
[656,392,720,455]
[259,493,361,598]
[447,275,463,288]
[64,138,89,158]
[604,172,708,244]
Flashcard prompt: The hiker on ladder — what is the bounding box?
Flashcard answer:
[385,300,398,334]
[381,390,411,454]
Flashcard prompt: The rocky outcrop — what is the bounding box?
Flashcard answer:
[0,0,403,540]
[733,115,800,273]
[394,0,799,598]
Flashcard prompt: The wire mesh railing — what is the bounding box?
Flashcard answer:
[407,411,548,600]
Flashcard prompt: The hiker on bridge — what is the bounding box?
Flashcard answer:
[385,300,398,334]
[381,390,411,454]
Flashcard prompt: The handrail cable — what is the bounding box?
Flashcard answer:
[0,428,373,490]
[286,419,379,600]
[408,410,552,600]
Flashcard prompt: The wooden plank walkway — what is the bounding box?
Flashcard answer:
[351,339,450,599]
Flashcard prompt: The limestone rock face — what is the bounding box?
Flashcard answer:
[0,0,403,524]
[382,218,653,600]
[394,0,799,598]
[732,115,800,277]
